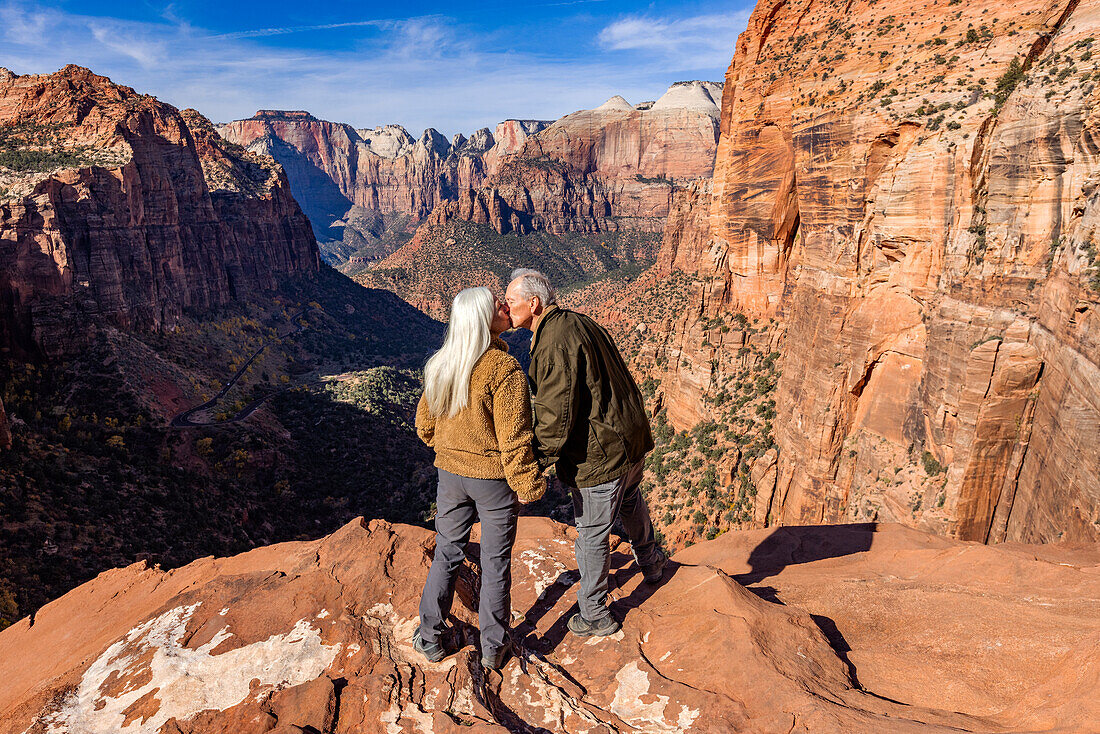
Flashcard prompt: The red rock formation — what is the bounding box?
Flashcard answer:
[614,0,1100,545]
[217,112,547,246]
[428,81,723,235]
[0,66,319,359]
[1,517,1096,732]
[220,82,721,253]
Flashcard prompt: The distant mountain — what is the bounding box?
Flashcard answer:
[217,111,553,264]
[217,81,723,279]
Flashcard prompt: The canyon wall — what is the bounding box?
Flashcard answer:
[353,82,724,319]
[631,0,1100,544]
[0,66,320,359]
[217,111,550,255]
[426,81,724,235]
[218,82,723,263]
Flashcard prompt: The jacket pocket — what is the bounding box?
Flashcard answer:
[587,424,608,462]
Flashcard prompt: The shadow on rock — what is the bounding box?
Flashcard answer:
[736,523,877,586]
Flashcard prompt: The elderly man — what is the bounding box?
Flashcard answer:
[505,268,666,637]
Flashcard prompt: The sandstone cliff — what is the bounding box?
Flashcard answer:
[353,82,723,318]
[217,111,551,260]
[426,81,724,236]
[2,517,1096,732]
[219,82,722,274]
[607,0,1100,545]
[0,66,320,359]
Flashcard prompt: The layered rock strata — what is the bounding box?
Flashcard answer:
[2,517,1096,733]
[217,111,551,251]
[427,81,724,236]
[219,82,723,263]
[0,66,319,359]
[623,0,1100,543]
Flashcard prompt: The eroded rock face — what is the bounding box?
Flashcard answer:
[0,66,319,359]
[1,518,1095,733]
[217,112,551,247]
[621,0,1100,544]
[428,81,724,236]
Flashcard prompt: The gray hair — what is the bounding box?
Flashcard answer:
[423,287,494,417]
[509,268,558,307]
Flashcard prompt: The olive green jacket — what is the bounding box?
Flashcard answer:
[527,305,654,488]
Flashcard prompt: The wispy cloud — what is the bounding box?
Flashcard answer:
[210,20,391,40]
[599,12,749,68]
[0,1,739,136]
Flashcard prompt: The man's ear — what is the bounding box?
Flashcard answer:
[531,296,542,313]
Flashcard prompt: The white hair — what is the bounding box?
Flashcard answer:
[423,287,495,417]
[509,268,557,307]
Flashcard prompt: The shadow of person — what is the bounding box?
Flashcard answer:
[517,546,672,655]
[735,522,877,586]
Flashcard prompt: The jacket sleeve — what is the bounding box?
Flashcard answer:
[492,366,545,503]
[414,393,436,448]
[531,344,582,472]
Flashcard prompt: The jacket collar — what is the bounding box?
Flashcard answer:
[530,304,560,352]
[489,335,509,353]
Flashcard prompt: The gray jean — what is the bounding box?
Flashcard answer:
[418,468,519,659]
[569,459,659,622]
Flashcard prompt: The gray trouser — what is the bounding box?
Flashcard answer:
[418,468,519,659]
[569,460,659,622]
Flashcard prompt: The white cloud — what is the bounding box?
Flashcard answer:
[0,2,738,137]
[89,23,167,68]
[210,20,390,40]
[599,12,750,69]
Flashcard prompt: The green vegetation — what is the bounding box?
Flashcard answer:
[1080,238,1100,292]
[0,121,99,174]
[361,220,662,319]
[994,57,1026,109]
[638,311,781,544]
[0,147,95,173]
[921,451,946,476]
[0,268,443,620]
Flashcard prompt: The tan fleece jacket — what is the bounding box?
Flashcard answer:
[415,337,545,503]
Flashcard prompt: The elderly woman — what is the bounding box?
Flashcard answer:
[412,286,544,671]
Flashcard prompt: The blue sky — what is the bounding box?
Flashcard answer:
[0,1,751,136]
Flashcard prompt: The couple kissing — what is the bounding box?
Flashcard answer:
[412,268,666,671]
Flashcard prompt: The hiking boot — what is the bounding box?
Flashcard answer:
[412,625,446,663]
[567,612,621,637]
[481,647,509,671]
[641,549,668,585]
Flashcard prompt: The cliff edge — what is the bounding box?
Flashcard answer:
[2,517,1096,732]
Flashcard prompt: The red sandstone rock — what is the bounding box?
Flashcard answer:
[1,518,1095,732]
[610,0,1100,545]
[0,66,319,359]
[427,82,723,236]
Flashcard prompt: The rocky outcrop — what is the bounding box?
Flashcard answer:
[427,81,724,236]
[0,66,320,359]
[2,517,1096,732]
[217,111,552,253]
[618,0,1100,543]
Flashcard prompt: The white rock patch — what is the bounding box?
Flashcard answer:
[519,548,568,597]
[31,603,341,734]
[610,661,699,733]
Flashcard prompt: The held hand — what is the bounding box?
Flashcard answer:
[517,474,549,504]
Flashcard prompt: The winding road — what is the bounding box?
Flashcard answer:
[169,307,313,428]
